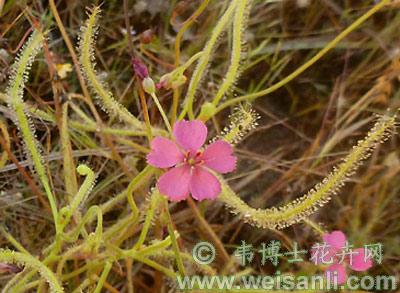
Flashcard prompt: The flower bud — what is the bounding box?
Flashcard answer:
[198,102,217,121]
[140,29,154,44]
[132,58,149,79]
[157,71,187,90]
[142,77,156,95]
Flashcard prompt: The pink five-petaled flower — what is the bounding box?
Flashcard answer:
[311,230,373,284]
[146,120,237,201]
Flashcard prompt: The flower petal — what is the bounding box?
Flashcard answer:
[190,167,221,201]
[173,120,207,152]
[349,248,373,272]
[202,140,237,173]
[157,165,191,201]
[323,231,347,251]
[147,137,183,168]
[326,263,347,285]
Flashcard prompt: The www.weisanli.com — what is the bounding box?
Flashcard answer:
[176,273,397,291]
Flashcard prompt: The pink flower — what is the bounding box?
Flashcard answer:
[311,230,373,284]
[146,120,237,201]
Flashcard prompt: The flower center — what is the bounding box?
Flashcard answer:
[187,158,196,165]
[185,151,203,166]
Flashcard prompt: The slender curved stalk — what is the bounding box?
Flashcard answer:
[79,6,142,128]
[213,0,391,114]
[61,205,103,244]
[93,261,112,293]
[125,169,150,222]
[180,0,238,119]
[163,199,186,276]
[133,188,162,249]
[60,103,78,197]
[131,255,176,278]
[0,226,29,254]
[0,119,10,168]
[172,0,210,122]
[218,115,396,229]
[48,0,91,100]
[174,0,210,66]
[212,0,250,106]
[0,249,63,293]
[60,164,96,230]
[6,30,60,233]
[150,93,172,133]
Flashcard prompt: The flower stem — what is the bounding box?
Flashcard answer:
[151,93,172,133]
[214,0,391,113]
[163,198,186,276]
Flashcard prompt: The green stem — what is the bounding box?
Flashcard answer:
[218,115,396,229]
[0,249,63,293]
[150,93,172,133]
[60,164,96,230]
[163,199,186,276]
[214,0,391,114]
[133,189,162,249]
[179,0,238,119]
[6,30,60,233]
[80,6,142,128]
[212,0,249,106]
[0,226,29,254]
[93,261,112,293]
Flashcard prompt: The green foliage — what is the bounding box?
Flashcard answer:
[218,114,396,229]
[180,0,239,119]
[0,249,63,292]
[79,6,142,129]
[212,0,251,106]
[6,30,60,233]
